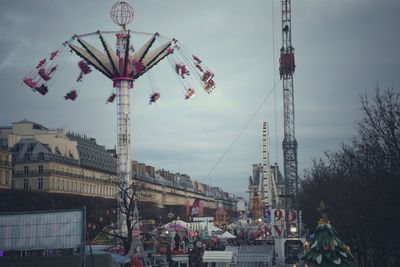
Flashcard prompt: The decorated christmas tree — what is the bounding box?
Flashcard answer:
[302,201,356,267]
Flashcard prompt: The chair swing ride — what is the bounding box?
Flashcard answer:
[21,1,217,236]
[22,21,215,103]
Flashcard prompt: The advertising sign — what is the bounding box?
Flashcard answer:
[271,208,299,237]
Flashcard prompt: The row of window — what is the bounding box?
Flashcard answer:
[21,177,116,197]
[22,152,45,162]
[23,178,42,189]
[21,164,107,181]
[23,165,44,174]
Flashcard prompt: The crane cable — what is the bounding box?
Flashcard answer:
[203,79,281,184]
[203,4,281,184]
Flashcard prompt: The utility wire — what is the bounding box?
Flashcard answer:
[203,79,281,183]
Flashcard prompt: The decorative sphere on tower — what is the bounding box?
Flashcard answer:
[110,1,134,30]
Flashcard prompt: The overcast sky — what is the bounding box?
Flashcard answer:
[1,0,399,197]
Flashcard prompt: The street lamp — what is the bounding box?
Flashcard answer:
[290,224,298,238]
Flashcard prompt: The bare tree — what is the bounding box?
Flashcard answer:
[106,175,152,254]
[358,88,400,171]
[299,88,400,267]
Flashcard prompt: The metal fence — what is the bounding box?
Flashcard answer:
[235,245,274,266]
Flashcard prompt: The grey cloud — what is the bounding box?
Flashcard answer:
[1,0,400,198]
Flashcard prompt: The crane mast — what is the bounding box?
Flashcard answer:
[280,0,298,209]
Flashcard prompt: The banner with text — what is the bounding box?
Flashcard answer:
[271,208,300,237]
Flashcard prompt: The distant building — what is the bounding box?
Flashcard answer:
[1,120,117,198]
[0,120,239,212]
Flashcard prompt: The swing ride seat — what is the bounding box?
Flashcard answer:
[193,55,202,64]
[195,63,203,72]
[149,92,160,104]
[35,84,48,95]
[50,50,59,60]
[204,79,215,93]
[175,63,184,74]
[106,93,116,103]
[36,59,46,69]
[38,68,51,81]
[175,63,189,79]
[201,70,214,83]
[78,60,92,74]
[23,78,37,89]
[185,88,196,100]
[65,90,78,100]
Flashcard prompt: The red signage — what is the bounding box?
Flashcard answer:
[271,209,299,237]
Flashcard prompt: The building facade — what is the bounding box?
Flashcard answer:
[5,121,118,198]
[0,120,238,211]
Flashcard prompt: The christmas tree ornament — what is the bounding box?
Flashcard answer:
[301,201,356,267]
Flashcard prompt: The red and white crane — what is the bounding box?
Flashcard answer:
[280,0,298,210]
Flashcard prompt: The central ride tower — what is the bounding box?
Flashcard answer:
[111,1,135,234]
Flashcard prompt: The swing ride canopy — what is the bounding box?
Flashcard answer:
[67,30,175,82]
[23,29,216,101]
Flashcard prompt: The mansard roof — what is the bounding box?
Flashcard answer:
[13,135,116,174]
[13,138,78,165]
[67,132,116,174]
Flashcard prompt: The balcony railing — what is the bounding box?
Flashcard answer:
[14,156,116,175]
[13,169,113,184]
